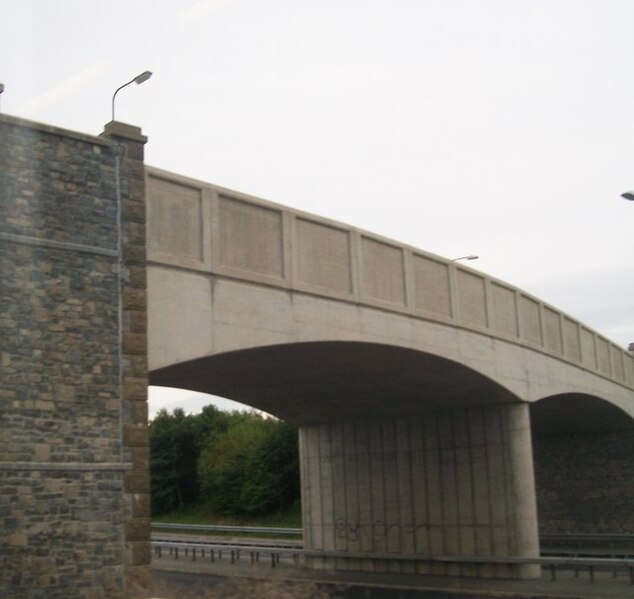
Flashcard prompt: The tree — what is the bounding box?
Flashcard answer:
[240,421,300,515]
[149,408,182,514]
[197,415,300,517]
[149,404,229,515]
[150,405,301,518]
[197,414,272,514]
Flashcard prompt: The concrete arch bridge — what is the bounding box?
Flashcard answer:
[146,166,634,579]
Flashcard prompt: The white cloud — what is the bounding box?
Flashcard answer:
[19,60,111,116]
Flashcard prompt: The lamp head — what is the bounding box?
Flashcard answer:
[134,71,152,85]
[451,255,479,262]
[621,192,634,201]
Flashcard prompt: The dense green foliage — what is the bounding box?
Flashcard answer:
[149,405,300,518]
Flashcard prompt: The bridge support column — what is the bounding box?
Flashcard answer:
[299,403,540,578]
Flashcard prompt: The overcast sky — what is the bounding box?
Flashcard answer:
[3,0,633,417]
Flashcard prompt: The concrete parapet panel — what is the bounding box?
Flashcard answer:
[147,176,204,263]
[456,269,487,328]
[596,336,611,376]
[562,317,581,362]
[490,282,518,338]
[518,295,542,346]
[611,345,625,382]
[360,237,406,305]
[543,307,562,354]
[217,195,284,279]
[295,218,353,295]
[580,327,597,369]
[412,254,451,318]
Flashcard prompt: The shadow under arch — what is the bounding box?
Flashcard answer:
[530,392,634,435]
[149,341,522,425]
[530,393,634,534]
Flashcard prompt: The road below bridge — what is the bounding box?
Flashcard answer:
[151,555,634,599]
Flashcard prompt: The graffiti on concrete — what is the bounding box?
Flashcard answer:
[335,517,429,544]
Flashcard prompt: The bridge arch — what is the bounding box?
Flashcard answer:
[150,341,523,425]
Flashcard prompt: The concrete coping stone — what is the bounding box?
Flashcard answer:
[102,120,148,143]
[0,112,113,146]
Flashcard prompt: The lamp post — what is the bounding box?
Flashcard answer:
[451,255,479,262]
[621,192,634,201]
[111,71,152,122]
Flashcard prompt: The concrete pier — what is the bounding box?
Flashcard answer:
[300,404,540,578]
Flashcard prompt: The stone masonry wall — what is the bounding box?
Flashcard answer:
[0,114,149,598]
[533,430,634,534]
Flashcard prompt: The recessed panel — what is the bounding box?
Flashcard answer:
[519,296,541,345]
[413,255,451,317]
[456,270,487,328]
[296,219,352,294]
[543,308,562,354]
[596,337,611,375]
[611,346,625,381]
[361,238,405,305]
[490,283,517,337]
[148,176,203,261]
[562,317,581,362]
[218,196,283,278]
[580,328,596,368]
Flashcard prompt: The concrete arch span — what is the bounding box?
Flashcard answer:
[149,341,522,425]
[148,273,632,420]
[150,341,541,578]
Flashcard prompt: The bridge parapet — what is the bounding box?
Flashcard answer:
[146,166,633,390]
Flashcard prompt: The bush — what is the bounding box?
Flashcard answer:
[150,405,300,519]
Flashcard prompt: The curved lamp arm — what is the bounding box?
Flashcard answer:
[111,71,152,122]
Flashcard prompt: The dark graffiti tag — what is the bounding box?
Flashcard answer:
[335,518,429,544]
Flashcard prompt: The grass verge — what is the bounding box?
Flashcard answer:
[152,500,302,530]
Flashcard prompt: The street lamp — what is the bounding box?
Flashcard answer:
[111,71,152,122]
[451,255,479,262]
[621,192,634,201]
[0,83,4,111]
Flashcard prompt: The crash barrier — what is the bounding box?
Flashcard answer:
[151,539,634,584]
[151,523,302,536]
[541,533,634,557]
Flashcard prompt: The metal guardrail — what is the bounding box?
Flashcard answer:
[151,539,634,584]
[152,525,634,551]
[151,522,302,536]
[542,533,634,545]
[151,525,634,583]
[541,533,634,557]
